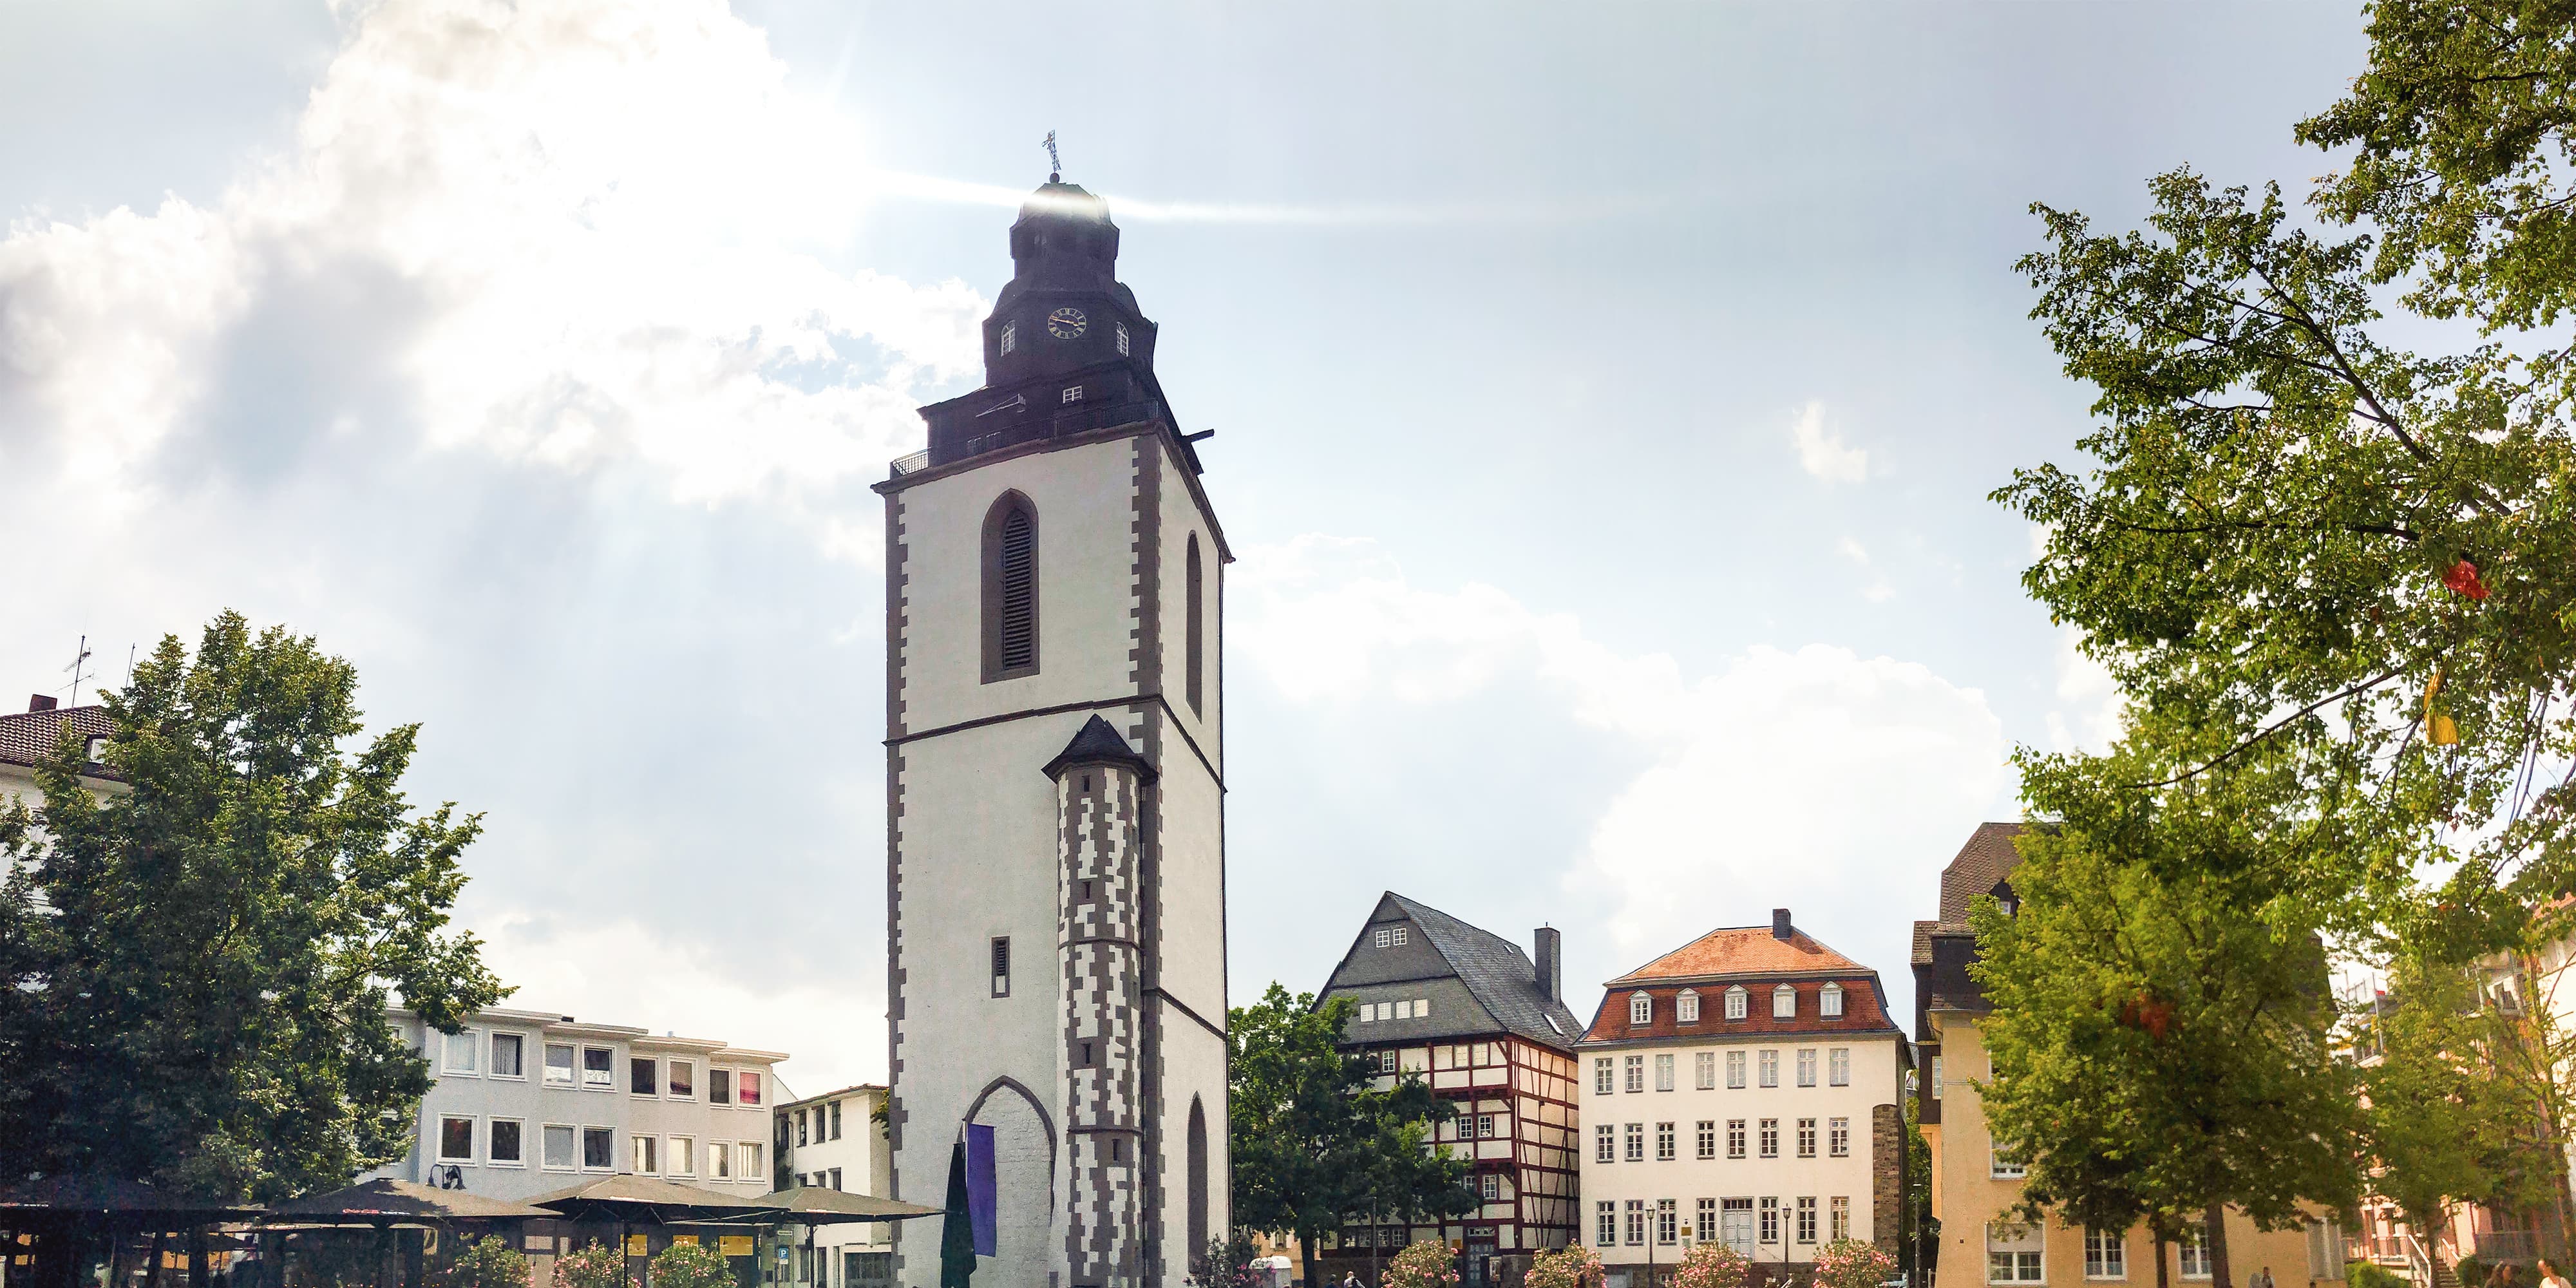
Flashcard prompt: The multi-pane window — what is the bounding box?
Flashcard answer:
[1696,1121,1717,1159]
[1656,1122,1676,1160]
[1728,1050,1748,1088]
[2087,1228,2128,1280]
[1726,987,1748,1020]
[1759,1050,1779,1088]
[1624,1122,1645,1161]
[1625,1055,1646,1093]
[1759,1197,1781,1244]
[1696,1051,1718,1090]
[1759,1118,1780,1158]
[1830,1048,1851,1086]
[491,1034,524,1078]
[1727,1120,1747,1159]
[543,1124,576,1170]
[831,1101,843,1140]
[1598,1202,1618,1247]
[1477,1113,1498,1139]
[1596,1058,1615,1095]
[1796,1197,1818,1244]
[1992,1144,2027,1179]
[1481,1173,1502,1201]
[1678,991,1701,1023]
[2179,1226,2212,1280]
[1700,1199,1720,1249]
[582,1127,614,1170]
[1625,1200,1647,1246]
[1001,321,1016,355]
[1830,1117,1851,1158]
[1989,1224,2045,1284]
[1630,993,1653,1025]
[1656,1054,1676,1091]
[1658,1199,1678,1245]
[1931,1056,1944,1099]
[797,1112,810,1146]
[1821,982,1845,1018]
[1797,1049,1818,1087]
[1797,1118,1817,1159]
[1831,1197,1852,1242]
[1596,1124,1616,1163]
[1773,985,1797,1018]
[544,1043,575,1086]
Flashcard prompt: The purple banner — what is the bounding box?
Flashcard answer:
[965,1123,996,1257]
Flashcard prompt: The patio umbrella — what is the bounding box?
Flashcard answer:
[740,1188,942,1225]
[0,1177,258,1225]
[526,1177,782,1227]
[264,1180,551,1224]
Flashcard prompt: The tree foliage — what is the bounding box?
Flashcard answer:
[438,1237,533,1288]
[554,1242,629,1288]
[1812,1238,1897,1288]
[1522,1243,1606,1288]
[645,1242,732,1288]
[0,612,503,1199]
[1226,983,1473,1288]
[1381,1240,1460,1288]
[1668,1240,1750,1288]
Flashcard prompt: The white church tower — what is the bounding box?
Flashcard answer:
[876,173,1229,1288]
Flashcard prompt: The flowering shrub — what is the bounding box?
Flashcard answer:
[1669,1240,1752,1288]
[1381,1240,1459,1288]
[646,1242,732,1288]
[1523,1243,1605,1288]
[1812,1238,1897,1288]
[553,1242,629,1288]
[438,1237,532,1288]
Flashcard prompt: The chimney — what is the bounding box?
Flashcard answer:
[1772,908,1794,941]
[1533,926,1562,1003]
[27,694,56,713]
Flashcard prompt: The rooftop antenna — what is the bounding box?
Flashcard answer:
[1043,130,1061,183]
[124,643,135,690]
[61,635,91,706]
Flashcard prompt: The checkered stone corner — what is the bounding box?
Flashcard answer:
[1058,758,1148,1287]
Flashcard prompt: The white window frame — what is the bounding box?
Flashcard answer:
[544,1043,576,1086]
[1597,1202,1618,1247]
[442,1029,481,1077]
[1061,385,1084,404]
[1595,1057,1615,1095]
[1821,982,1846,1018]
[633,1133,660,1175]
[1656,1121,1675,1160]
[1116,323,1132,355]
[581,1126,616,1172]
[1831,1196,1851,1242]
[668,1135,696,1177]
[1830,1116,1850,1158]
[489,1032,526,1081]
[2179,1226,2213,1280]
[1624,1122,1644,1162]
[1797,1048,1818,1087]
[1625,1055,1645,1093]
[1374,927,1394,949]
[1991,1142,2027,1179]
[1696,1120,1716,1159]
[1773,984,1797,1019]
[1629,992,1653,1026]
[710,1141,735,1180]
[1678,990,1701,1023]
[1988,1222,2045,1285]
[1595,1124,1616,1163]
[1001,321,1016,355]
[1830,1047,1851,1087]
[486,1116,526,1168]
[1758,1117,1779,1159]
[1727,1050,1747,1089]
[742,1141,766,1176]
[435,1115,477,1164]
[1759,1049,1779,1088]
[1655,1053,1676,1092]
[1797,1117,1817,1158]
[1931,1055,1944,1099]
[540,1123,577,1171]
[2087,1228,2128,1280]
[1696,1050,1718,1090]
[738,1070,764,1106]
[667,1059,697,1100]
[1796,1196,1817,1245]
[1727,1119,1747,1159]
[1725,986,1748,1020]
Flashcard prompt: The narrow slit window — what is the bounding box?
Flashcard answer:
[992,936,1012,998]
[1185,534,1206,715]
[983,495,1040,681]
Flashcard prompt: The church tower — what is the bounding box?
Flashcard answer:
[878,175,1229,1288]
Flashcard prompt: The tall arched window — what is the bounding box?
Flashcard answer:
[1185,534,1205,714]
[982,493,1040,682]
[1186,1095,1210,1253]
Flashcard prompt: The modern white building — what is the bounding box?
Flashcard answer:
[777,1084,896,1288]
[372,1005,791,1202]
[0,696,118,808]
[879,171,1231,1288]
[1577,911,1908,1284]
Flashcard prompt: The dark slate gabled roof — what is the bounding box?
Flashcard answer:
[1321,891,1585,1052]
[1040,714,1155,781]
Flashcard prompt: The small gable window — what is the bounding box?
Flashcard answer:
[1773,984,1797,1019]
[1821,982,1845,1019]
[1629,992,1653,1027]
[1725,986,1748,1021]
[1373,925,1408,950]
[1676,990,1700,1024]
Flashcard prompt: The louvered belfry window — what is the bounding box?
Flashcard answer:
[983,493,1041,681]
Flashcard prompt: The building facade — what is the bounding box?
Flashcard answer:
[372,1005,788,1201]
[1914,824,2345,1288]
[1577,909,1906,1285]
[777,1085,897,1288]
[1,695,118,807]
[1314,893,1586,1284]
[879,173,1230,1288]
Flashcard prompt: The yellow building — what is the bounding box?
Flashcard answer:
[1911,824,2349,1288]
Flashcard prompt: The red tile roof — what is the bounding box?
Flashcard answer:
[1578,978,1900,1045]
[0,705,113,775]
[1609,926,1870,984]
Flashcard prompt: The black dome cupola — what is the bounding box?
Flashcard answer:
[1007,182,1119,290]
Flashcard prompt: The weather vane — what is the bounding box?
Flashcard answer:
[1043,130,1061,183]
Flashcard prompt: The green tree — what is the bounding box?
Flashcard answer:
[1970,775,2363,1288]
[0,612,504,1198]
[439,1237,533,1288]
[1226,983,1472,1288]
[647,1242,732,1288]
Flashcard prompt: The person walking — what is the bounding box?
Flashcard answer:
[2537,1259,2571,1288]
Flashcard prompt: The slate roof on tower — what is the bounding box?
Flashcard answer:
[1041,714,1155,781]
[1317,892,1584,1052]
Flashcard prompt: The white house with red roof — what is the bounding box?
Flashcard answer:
[1576,909,1908,1285]
[0,694,120,809]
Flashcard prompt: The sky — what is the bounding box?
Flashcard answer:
[0,0,2373,1094]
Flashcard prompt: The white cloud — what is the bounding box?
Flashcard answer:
[0,0,984,527]
[1235,534,2011,971]
[1790,400,1868,484]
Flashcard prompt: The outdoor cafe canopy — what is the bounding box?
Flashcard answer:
[734,1187,943,1226]
[527,1176,786,1227]
[263,1180,553,1227]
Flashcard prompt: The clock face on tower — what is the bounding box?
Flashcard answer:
[1046,307,1089,339]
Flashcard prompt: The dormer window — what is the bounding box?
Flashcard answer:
[1821,982,1845,1018]
[1676,990,1700,1024]
[1629,992,1653,1026]
[1725,986,1748,1021]
[1773,984,1797,1019]
[84,736,108,764]
[1001,321,1016,355]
